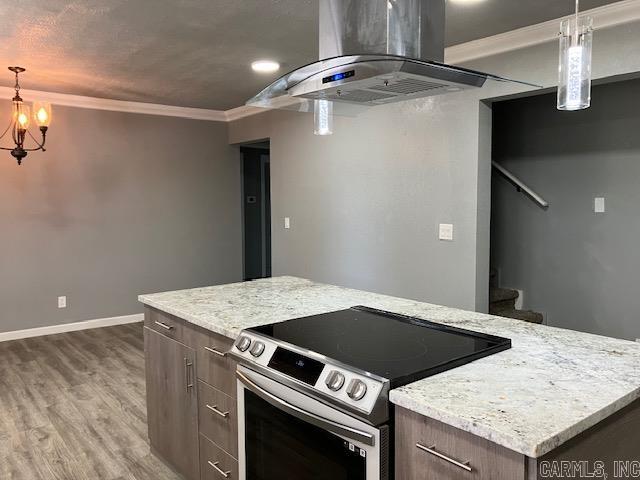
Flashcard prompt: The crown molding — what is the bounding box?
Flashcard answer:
[445,0,640,64]
[225,105,267,122]
[0,86,228,122]
[2,0,639,123]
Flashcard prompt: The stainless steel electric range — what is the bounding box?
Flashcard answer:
[229,306,511,480]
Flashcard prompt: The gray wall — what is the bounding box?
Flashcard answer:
[231,101,485,310]
[491,79,640,341]
[0,105,242,333]
[230,20,640,315]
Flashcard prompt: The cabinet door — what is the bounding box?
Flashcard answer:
[145,327,200,480]
[395,407,525,480]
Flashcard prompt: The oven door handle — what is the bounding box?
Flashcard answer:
[237,370,375,446]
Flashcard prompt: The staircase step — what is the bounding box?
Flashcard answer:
[490,299,517,312]
[491,308,544,324]
[489,287,519,304]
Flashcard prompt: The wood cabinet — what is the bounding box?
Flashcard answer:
[198,380,238,458]
[395,407,525,480]
[191,326,237,398]
[144,326,200,480]
[144,306,239,480]
[145,308,186,342]
[200,434,239,480]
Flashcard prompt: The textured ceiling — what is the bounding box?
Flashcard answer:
[0,0,624,110]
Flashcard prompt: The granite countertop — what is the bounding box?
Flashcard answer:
[138,276,640,458]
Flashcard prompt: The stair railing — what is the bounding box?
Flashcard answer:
[492,161,549,209]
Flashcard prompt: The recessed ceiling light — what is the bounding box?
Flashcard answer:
[448,0,486,5]
[251,60,280,73]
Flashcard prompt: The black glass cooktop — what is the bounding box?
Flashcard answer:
[249,306,511,388]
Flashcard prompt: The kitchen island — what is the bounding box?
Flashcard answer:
[139,276,640,479]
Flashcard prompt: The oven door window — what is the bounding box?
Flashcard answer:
[245,390,367,480]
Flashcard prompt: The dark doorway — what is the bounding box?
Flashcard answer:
[241,144,272,281]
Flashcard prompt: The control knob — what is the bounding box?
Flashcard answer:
[250,341,266,357]
[346,379,367,401]
[236,336,252,352]
[325,370,346,392]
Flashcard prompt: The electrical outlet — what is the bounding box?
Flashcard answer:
[284,217,291,229]
[58,296,67,309]
[438,223,454,241]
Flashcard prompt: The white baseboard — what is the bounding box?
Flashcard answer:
[0,313,143,342]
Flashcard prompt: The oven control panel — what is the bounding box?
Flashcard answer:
[232,333,385,414]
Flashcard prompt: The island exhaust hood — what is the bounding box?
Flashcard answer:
[247,0,538,110]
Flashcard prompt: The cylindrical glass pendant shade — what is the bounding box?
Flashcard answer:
[314,99,333,136]
[558,15,593,111]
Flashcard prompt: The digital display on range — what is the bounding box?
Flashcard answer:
[268,348,325,386]
[322,70,355,84]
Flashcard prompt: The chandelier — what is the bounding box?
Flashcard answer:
[1,67,52,165]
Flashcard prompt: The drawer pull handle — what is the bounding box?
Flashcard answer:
[416,443,472,472]
[208,460,231,478]
[154,321,173,331]
[206,403,230,418]
[204,346,227,357]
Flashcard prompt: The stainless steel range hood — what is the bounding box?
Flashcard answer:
[247,0,538,110]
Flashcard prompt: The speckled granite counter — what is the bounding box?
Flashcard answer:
[139,276,640,458]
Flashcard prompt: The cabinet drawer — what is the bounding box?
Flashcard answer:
[395,407,525,480]
[200,434,238,480]
[198,380,238,458]
[144,307,185,343]
[194,329,237,397]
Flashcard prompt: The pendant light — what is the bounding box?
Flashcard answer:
[0,67,52,165]
[314,99,334,136]
[557,0,593,111]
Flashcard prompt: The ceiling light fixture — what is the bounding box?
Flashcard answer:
[448,0,486,5]
[251,60,280,73]
[1,67,52,165]
[557,0,593,111]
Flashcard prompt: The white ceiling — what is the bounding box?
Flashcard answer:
[0,0,624,110]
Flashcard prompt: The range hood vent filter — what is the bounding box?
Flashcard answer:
[379,78,444,95]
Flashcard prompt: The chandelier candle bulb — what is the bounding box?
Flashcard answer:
[16,104,31,129]
[33,101,52,128]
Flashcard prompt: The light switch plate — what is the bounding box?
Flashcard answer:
[284,217,291,229]
[439,223,454,241]
[58,296,67,309]
[594,197,605,213]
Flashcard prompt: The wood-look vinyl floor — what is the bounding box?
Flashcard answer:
[0,323,181,480]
